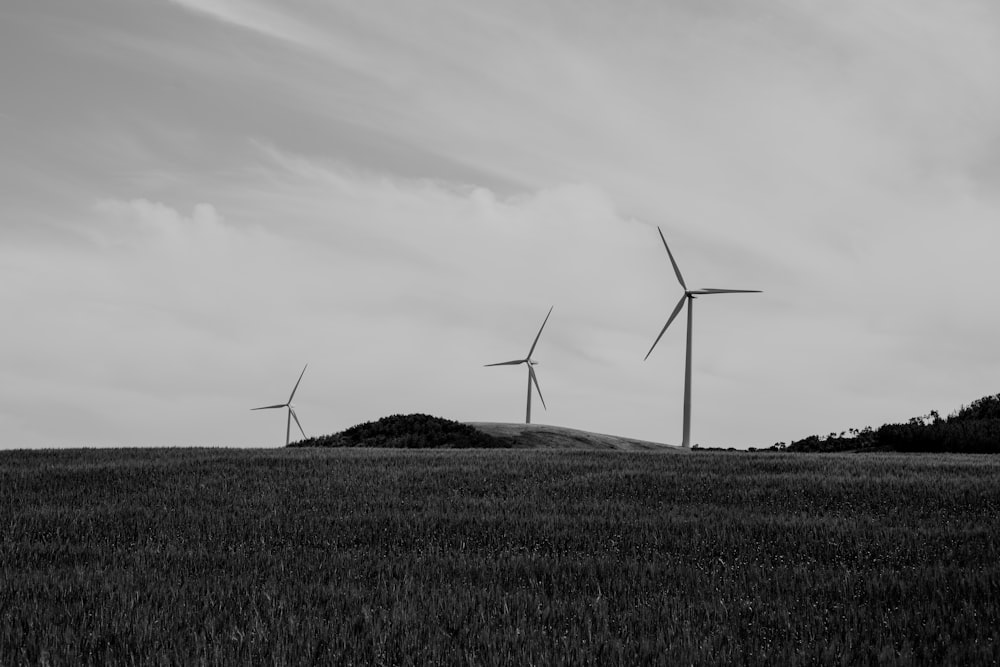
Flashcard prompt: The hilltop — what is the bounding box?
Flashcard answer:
[291,414,508,449]
[289,414,678,450]
[467,422,676,451]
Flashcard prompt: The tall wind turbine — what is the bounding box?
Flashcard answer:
[251,364,308,446]
[486,306,553,424]
[645,228,760,447]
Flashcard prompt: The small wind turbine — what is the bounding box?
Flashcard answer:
[645,228,760,447]
[251,364,308,446]
[486,306,553,424]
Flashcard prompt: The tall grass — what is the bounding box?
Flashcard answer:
[2,449,998,664]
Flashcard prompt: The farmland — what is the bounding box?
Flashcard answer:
[2,448,998,665]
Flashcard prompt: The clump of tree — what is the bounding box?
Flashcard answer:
[290,414,512,449]
[775,393,1000,453]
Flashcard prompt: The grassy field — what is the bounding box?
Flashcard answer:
[2,448,998,665]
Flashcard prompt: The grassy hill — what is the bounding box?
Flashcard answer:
[291,414,509,448]
[467,422,678,451]
[290,414,678,451]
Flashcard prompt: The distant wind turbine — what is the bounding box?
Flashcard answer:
[645,228,761,448]
[251,364,308,446]
[486,306,553,424]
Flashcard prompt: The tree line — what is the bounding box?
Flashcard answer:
[773,393,1000,453]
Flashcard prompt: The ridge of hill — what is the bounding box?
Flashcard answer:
[291,414,507,449]
[289,414,678,450]
[466,422,678,451]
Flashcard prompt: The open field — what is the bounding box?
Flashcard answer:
[2,448,998,665]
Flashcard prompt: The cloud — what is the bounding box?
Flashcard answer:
[94,198,227,249]
[0,172,666,446]
[3,0,1000,449]
[164,0,325,50]
[6,122,1000,449]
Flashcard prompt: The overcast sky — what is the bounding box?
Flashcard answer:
[2,0,999,448]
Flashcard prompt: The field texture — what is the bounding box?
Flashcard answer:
[2,449,998,665]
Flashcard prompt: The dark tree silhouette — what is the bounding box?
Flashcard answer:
[290,414,511,449]
[778,394,1000,453]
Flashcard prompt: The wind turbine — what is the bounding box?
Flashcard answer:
[485,306,553,424]
[645,228,760,448]
[251,364,308,446]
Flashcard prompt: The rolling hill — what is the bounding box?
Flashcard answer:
[290,414,679,450]
[466,422,679,451]
[290,414,506,448]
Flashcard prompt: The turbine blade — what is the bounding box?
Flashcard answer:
[251,403,287,411]
[288,364,308,402]
[290,408,306,439]
[695,288,762,294]
[644,295,687,361]
[526,305,554,359]
[658,227,687,290]
[529,365,546,410]
[485,359,526,367]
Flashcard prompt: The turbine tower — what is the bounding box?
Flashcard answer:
[645,228,760,447]
[252,364,308,446]
[486,306,553,424]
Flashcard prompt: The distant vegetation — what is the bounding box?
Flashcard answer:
[775,393,1000,453]
[3,449,998,663]
[291,413,511,449]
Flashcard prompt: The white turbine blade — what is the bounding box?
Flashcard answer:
[658,227,687,291]
[526,306,554,359]
[251,403,287,411]
[485,359,526,367]
[695,288,763,294]
[288,364,308,402]
[290,408,306,439]
[529,365,546,410]
[644,295,687,361]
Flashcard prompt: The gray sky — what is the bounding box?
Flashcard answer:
[2,0,999,448]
